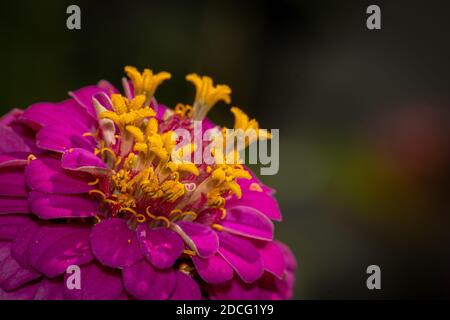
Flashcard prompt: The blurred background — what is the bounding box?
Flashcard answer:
[1,0,450,299]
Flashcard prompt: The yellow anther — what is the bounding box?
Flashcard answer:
[220,208,227,220]
[230,107,272,141]
[126,125,145,143]
[186,73,231,120]
[87,178,100,186]
[111,94,128,114]
[125,66,171,102]
[183,249,197,257]
[82,132,95,137]
[174,103,193,118]
[249,182,263,192]
[27,154,37,161]
[89,189,106,199]
[212,224,224,231]
[104,199,119,205]
[128,95,146,111]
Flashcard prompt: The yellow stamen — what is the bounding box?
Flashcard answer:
[145,207,171,227]
[87,178,100,186]
[212,224,223,231]
[125,66,171,103]
[186,73,231,120]
[89,189,106,199]
[183,249,197,256]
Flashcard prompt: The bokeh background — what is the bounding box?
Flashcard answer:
[1,0,450,299]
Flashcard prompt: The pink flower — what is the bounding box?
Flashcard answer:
[0,66,296,300]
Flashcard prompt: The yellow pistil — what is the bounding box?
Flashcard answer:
[124,66,171,104]
[145,207,171,227]
[186,73,231,120]
[87,178,100,186]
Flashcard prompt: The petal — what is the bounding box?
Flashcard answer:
[0,166,27,197]
[63,262,123,300]
[170,271,201,300]
[221,206,274,241]
[69,85,115,119]
[0,125,31,154]
[0,214,31,240]
[276,240,297,272]
[36,124,95,153]
[22,100,95,132]
[11,220,40,268]
[137,225,183,269]
[26,157,93,194]
[253,241,285,279]
[0,281,40,300]
[123,260,175,300]
[217,232,263,283]
[226,191,282,222]
[0,154,28,168]
[211,278,260,300]
[175,221,219,258]
[90,218,142,268]
[29,191,100,219]
[34,279,64,300]
[192,253,233,284]
[61,148,109,176]
[28,224,93,277]
[0,196,29,214]
[0,242,40,292]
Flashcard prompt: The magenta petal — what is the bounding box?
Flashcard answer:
[229,172,281,221]
[26,157,93,194]
[0,214,31,240]
[22,100,95,132]
[34,279,64,300]
[0,242,40,292]
[0,167,27,197]
[0,154,28,168]
[211,278,260,300]
[0,281,40,300]
[0,196,29,214]
[218,232,263,283]
[63,262,123,300]
[176,221,219,258]
[61,148,109,176]
[11,220,40,268]
[170,271,201,300]
[29,191,100,219]
[36,124,95,153]
[69,85,112,119]
[0,125,31,154]
[123,260,175,300]
[137,225,183,269]
[221,206,274,241]
[91,218,142,268]
[28,224,93,278]
[254,241,285,279]
[192,253,234,284]
[276,241,297,272]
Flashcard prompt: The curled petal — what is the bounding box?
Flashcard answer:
[61,148,109,176]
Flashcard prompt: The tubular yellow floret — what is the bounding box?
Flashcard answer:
[186,73,231,120]
[125,66,171,103]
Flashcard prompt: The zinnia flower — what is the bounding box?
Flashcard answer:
[0,66,296,300]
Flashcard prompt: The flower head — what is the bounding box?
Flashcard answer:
[0,66,296,300]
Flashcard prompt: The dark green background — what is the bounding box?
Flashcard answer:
[2,0,450,299]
